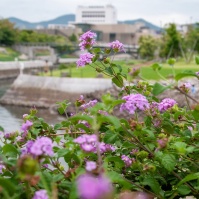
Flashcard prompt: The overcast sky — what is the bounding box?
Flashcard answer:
[0,0,198,26]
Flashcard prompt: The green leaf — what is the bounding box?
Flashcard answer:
[57,148,68,157]
[40,171,52,196]
[54,123,63,130]
[104,130,118,143]
[98,115,121,129]
[161,154,176,172]
[105,67,114,75]
[104,156,124,168]
[70,115,93,126]
[175,70,197,81]
[162,120,174,133]
[177,185,191,195]
[108,171,132,189]
[0,178,16,197]
[92,47,101,54]
[0,126,4,132]
[2,144,19,157]
[177,172,199,187]
[112,75,123,88]
[192,109,199,121]
[195,56,199,65]
[76,123,90,133]
[152,82,170,96]
[142,175,162,195]
[173,142,187,154]
[151,63,162,71]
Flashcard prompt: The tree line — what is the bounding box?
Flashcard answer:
[0,19,77,46]
[138,23,199,62]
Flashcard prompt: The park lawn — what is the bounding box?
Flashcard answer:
[0,47,20,61]
[140,61,199,80]
[41,59,199,80]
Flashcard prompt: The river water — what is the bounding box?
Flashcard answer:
[0,104,64,132]
[0,79,64,132]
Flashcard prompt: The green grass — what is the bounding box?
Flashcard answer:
[140,61,199,80]
[41,59,199,80]
[0,47,20,61]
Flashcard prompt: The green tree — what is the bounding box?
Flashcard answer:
[0,19,17,45]
[138,35,157,60]
[160,23,184,58]
[184,23,199,62]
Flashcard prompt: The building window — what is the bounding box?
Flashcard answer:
[109,33,116,42]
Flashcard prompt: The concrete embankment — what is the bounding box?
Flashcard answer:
[0,74,113,108]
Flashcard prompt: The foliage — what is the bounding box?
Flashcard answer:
[138,35,157,60]
[1,31,199,199]
[159,23,184,58]
[0,19,17,45]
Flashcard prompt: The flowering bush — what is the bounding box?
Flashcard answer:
[0,30,199,199]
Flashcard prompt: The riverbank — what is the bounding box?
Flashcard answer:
[0,74,113,108]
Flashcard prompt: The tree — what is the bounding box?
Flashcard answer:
[0,19,17,45]
[159,23,184,59]
[138,35,157,60]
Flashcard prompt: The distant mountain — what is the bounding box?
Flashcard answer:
[8,14,75,29]
[8,15,161,32]
[119,18,162,32]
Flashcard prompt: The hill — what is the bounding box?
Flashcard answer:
[7,15,161,31]
[119,18,162,31]
[8,14,75,29]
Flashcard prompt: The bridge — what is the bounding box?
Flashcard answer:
[13,42,139,63]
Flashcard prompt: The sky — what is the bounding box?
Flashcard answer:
[0,0,198,27]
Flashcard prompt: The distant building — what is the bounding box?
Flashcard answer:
[75,22,160,45]
[76,4,117,24]
[48,24,70,29]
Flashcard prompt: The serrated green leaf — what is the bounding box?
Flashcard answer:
[152,82,170,96]
[161,154,176,172]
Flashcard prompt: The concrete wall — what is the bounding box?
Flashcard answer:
[13,74,112,93]
[0,74,113,108]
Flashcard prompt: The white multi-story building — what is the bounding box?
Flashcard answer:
[76,4,117,24]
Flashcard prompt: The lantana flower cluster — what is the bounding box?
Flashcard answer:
[120,94,149,114]
[32,190,49,199]
[76,53,95,68]
[23,137,54,157]
[109,40,125,52]
[77,173,113,199]
[121,155,135,167]
[79,30,97,51]
[74,134,115,153]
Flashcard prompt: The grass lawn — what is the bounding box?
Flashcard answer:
[0,47,20,61]
[41,59,199,80]
[140,61,199,80]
